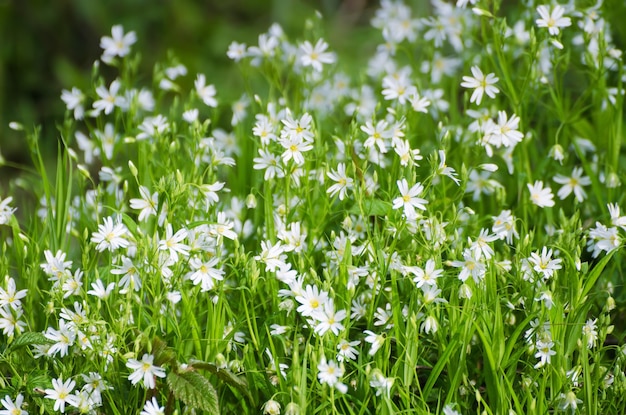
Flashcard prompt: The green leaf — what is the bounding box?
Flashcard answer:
[189,359,253,403]
[581,251,615,301]
[151,335,177,367]
[348,199,391,216]
[167,370,219,414]
[9,332,52,351]
[422,335,459,400]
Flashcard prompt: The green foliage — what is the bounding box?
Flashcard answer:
[166,370,220,414]
[1,1,626,414]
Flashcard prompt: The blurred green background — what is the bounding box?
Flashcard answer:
[0,0,377,178]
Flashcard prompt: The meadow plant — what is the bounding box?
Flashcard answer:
[1,0,626,413]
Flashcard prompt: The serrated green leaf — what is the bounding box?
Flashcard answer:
[9,332,52,351]
[189,359,253,402]
[348,199,391,216]
[167,370,219,414]
[151,335,177,367]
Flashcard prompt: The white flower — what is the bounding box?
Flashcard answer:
[392,178,428,220]
[100,25,137,60]
[136,115,170,141]
[536,5,572,36]
[91,216,129,252]
[0,278,27,310]
[209,212,238,241]
[183,109,199,123]
[483,111,523,148]
[93,79,125,116]
[559,391,582,413]
[527,181,555,208]
[442,403,462,415]
[187,256,224,292]
[44,319,76,357]
[227,41,247,62]
[492,210,518,244]
[200,181,225,208]
[0,393,28,415]
[140,397,164,415]
[129,186,158,222]
[262,399,281,415]
[528,247,562,280]
[195,74,218,107]
[44,377,78,413]
[553,166,591,202]
[582,318,598,349]
[61,87,85,120]
[0,306,25,337]
[280,136,313,166]
[450,248,486,283]
[158,224,190,262]
[295,285,328,318]
[608,203,626,230]
[327,163,354,201]
[534,339,556,368]
[409,91,431,113]
[468,228,498,260]
[80,372,108,406]
[369,370,394,397]
[393,139,422,167]
[336,339,360,362]
[313,299,347,336]
[253,148,284,180]
[587,223,620,258]
[0,197,16,226]
[364,330,385,356]
[436,150,460,185]
[361,120,392,153]
[300,38,336,72]
[112,256,142,293]
[381,73,416,104]
[317,357,348,394]
[254,240,286,272]
[410,259,443,288]
[421,315,439,334]
[460,66,499,105]
[281,111,314,142]
[126,353,166,389]
[247,33,279,66]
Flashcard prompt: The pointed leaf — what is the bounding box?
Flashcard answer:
[189,359,252,402]
[151,335,177,367]
[167,370,219,414]
[9,332,52,351]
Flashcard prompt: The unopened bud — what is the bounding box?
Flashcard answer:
[128,160,138,177]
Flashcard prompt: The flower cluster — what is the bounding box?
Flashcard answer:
[2,0,625,413]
